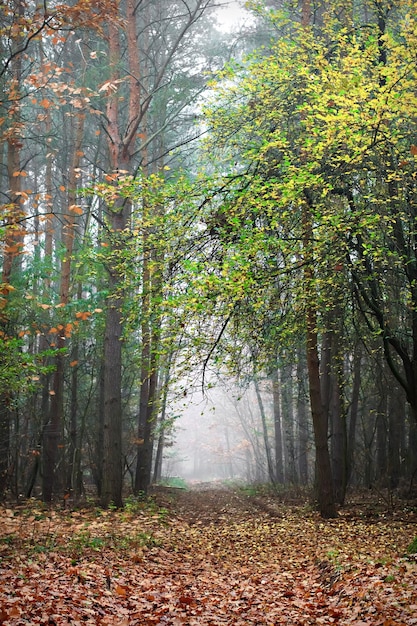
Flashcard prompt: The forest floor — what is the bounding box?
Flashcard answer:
[0,485,416,625]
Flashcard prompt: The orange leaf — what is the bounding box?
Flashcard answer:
[70,360,78,367]
[115,584,128,597]
[69,204,83,215]
[411,145,417,156]
[75,311,91,320]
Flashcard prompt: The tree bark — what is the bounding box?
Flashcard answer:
[306,309,337,517]
[272,369,284,483]
[42,106,85,502]
[346,342,361,485]
[101,270,124,507]
[0,0,24,497]
[254,374,276,485]
[296,347,309,484]
[303,199,337,517]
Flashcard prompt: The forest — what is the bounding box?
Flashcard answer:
[0,0,417,517]
[1,0,417,518]
[1,0,417,623]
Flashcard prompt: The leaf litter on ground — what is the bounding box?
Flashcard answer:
[0,486,416,625]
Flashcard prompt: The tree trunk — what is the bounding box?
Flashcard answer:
[272,369,284,483]
[101,272,124,507]
[296,347,309,484]
[152,355,173,483]
[303,199,337,518]
[0,3,24,496]
[388,384,404,489]
[347,342,361,485]
[42,108,85,503]
[376,363,388,485]
[323,313,347,506]
[282,359,297,483]
[254,374,276,485]
[306,307,337,517]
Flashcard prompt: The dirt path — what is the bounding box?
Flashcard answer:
[158,485,263,524]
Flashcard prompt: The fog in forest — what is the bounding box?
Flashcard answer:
[161,377,272,485]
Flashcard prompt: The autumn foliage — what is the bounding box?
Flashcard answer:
[0,487,416,625]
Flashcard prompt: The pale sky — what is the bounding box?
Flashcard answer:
[215,0,252,32]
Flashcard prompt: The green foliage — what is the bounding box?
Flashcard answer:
[187,1,417,378]
[406,536,417,555]
[67,529,160,558]
[0,337,56,394]
[156,476,188,490]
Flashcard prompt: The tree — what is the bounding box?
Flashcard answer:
[191,0,417,514]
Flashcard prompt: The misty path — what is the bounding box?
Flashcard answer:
[154,484,275,525]
[151,482,305,526]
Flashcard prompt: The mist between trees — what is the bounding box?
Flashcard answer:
[1,0,417,518]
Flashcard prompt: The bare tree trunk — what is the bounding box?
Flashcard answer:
[152,353,173,483]
[303,199,336,518]
[376,361,388,485]
[42,107,85,503]
[0,0,24,496]
[100,14,129,508]
[134,241,162,493]
[323,312,347,506]
[330,360,346,504]
[296,347,309,484]
[272,369,284,483]
[347,342,361,485]
[306,309,336,517]
[254,375,276,485]
[101,270,124,507]
[388,384,404,489]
